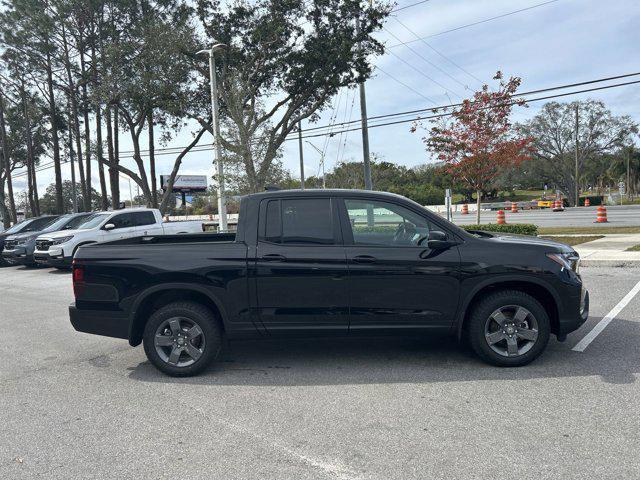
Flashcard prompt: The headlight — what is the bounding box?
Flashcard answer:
[14,239,27,246]
[547,252,580,272]
[52,236,74,245]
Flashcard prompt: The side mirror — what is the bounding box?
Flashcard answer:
[103,223,116,231]
[427,230,455,250]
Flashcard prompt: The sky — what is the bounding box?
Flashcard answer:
[12,0,640,200]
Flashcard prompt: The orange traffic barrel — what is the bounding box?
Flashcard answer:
[461,203,469,215]
[584,198,590,207]
[496,210,506,225]
[511,202,518,213]
[595,205,608,223]
[552,199,564,212]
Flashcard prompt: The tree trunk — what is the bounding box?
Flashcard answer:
[0,176,9,228]
[476,190,481,225]
[147,109,157,207]
[95,104,109,210]
[80,47,92,211]
[21,83,39,216]
[0,91,16,224]
[61,23,88,210]
[45,51,64,214]
[105,105,120,207]
[159,126,208,213]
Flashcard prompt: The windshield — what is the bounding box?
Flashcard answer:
[77,213,110,229]
[4,220,31,234]
[61,213,94,230]
[21,216,60,233]
[41,215,75,233]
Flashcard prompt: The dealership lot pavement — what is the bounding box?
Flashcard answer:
[1,265,640,479]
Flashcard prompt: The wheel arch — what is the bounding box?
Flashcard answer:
[128,284,227,347]
[72,241,97,256]
[456,276,560,339]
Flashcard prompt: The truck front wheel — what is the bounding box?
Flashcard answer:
[466,290,550,367]
[143,301,223,377]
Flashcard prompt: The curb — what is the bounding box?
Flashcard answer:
[581,260,640,268]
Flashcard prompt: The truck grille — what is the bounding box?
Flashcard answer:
[4,240,17,250]
[36,240,52,251]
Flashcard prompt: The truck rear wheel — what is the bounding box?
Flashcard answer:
[466,290,550,367]
[143,301,222,377]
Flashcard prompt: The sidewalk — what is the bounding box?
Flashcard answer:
[570,234,640,267]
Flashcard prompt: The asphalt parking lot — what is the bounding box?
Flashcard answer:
[1,265,640,479]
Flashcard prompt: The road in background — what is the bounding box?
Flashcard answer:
[1,265,640,479]
[450,204,640,227]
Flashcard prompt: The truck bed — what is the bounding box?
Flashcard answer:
[99,232,237,246]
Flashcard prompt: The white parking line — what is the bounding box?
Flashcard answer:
[572,279,640,352]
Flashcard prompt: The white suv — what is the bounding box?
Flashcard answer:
[34,208,203,268]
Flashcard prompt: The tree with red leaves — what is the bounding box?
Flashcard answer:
[414,72,533,224]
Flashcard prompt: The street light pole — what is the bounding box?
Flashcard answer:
[198,43,228,232]
[297,121,305,189]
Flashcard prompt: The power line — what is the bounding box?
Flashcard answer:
[382,26,467,94]
[388,0,561,47]
[375,65,437,104]
[13,74,640,178]
[391,16,484,86]
[298,71,640,134]
[391,0,431,13]
[293,79,640,140]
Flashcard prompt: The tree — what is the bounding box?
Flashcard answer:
[1,0,66,213]
[414,72,533,224]
[519,100,638,205]
[39,180,105,214]
[195,0,389,192]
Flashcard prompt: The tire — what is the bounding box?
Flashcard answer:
[143,301,223,377]
[466,290,550,367]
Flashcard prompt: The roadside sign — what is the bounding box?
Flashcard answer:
[160,175,208,193]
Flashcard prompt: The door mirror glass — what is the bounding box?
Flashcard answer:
[103,223,116,231]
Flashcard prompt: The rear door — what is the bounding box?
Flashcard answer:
[254,197,349,333]
[131,211,163,235]
[340,197,461,332]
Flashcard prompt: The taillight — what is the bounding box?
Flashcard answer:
[72,261,85,297]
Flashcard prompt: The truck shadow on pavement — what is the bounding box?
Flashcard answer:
[128,316,639,387]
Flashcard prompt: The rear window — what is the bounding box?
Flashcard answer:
[261,198,334,245]
[132,211,156,227]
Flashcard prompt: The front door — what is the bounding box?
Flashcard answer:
[340,198,461,332]
[254,197,349,333]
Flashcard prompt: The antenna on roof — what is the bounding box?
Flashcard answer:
[264,185,280,191]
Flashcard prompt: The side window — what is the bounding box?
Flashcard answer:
[264,200,281,243]
[261,198,334,245]
[132,212,156,227]
[344,199,434,246]
[109,213,135,229]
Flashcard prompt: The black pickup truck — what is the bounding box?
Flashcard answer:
[70,189,589,376]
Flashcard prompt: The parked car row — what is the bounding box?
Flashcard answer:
[1,208,205,269]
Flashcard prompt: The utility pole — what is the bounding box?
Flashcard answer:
[197,43,228,231]
[356,17,373,190]
[297,121,305,189]
[627,146,631,201]
[574,104,579,207]
[306,141,326,188]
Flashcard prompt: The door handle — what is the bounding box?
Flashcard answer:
[261,253,286,262]
[352,255,376,264]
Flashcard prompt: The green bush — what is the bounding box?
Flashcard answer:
[460,223,538,236]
